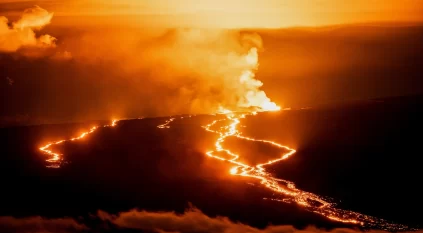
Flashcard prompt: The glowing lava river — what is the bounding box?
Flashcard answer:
[38,114,410,231]
[39,119,118,168]
[158,112,409,231]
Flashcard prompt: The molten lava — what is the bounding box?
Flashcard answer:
[157,118,175,129]
[156,113,409,231]
[39,119,118,168]
[36,35,407,229]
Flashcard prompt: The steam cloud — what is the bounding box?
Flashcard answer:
[1,9,278,122]
[63,28,278,115]
[0,5,56,53]
[144,29,280,112]
[0,208,420,233]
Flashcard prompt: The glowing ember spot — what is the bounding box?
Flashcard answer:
[230,166,238,175]
[39,119,119,168]
[217,107,233,114]
[261,102,281,111]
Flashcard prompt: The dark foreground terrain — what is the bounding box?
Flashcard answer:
[1,95,423,232]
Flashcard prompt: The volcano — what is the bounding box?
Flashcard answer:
[0,96,422,232]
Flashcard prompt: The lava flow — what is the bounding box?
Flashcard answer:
[156,111,409,231]
[157,118,175,129]
[39,119,118,168]
[200,112,410,230]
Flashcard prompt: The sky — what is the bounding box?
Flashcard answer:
[1,0,423,28]
[1,2,423,126]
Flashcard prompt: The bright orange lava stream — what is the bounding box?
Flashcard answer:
[158,113,409,231]
[39,119,118,168]
[157,118,175,129]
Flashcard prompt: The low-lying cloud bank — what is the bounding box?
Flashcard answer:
[0,208,420,233]
[0,215,87,233]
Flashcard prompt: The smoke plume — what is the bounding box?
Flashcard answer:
[62,28,279,115]
[143,29,280,112]
[0,5,56,53]
[1,11,280,123]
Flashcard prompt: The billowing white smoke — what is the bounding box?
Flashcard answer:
[236,47,280,111]
[121,29,280,113]
[52,28,280,115]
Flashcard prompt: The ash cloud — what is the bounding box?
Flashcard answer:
[0,5,56,53]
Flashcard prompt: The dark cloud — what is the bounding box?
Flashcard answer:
[0,215,87,233]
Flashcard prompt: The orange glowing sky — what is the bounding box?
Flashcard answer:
[1,0,423,28]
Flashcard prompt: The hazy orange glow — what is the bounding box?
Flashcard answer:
[13,6,53,30]
[39,119,118,168]
[3,0,422,28]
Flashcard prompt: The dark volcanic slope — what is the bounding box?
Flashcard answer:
[242,95,423,228]
[0,95,422,230]
[0,115,337,230]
